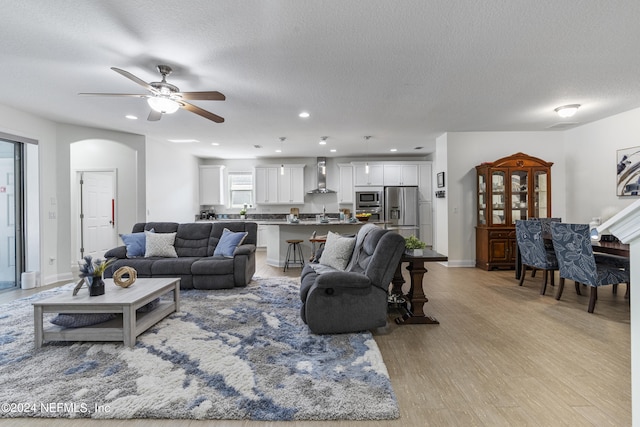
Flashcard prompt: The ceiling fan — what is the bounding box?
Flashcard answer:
[79,65,225,123]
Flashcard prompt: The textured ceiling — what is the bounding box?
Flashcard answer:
[2,1,640,159]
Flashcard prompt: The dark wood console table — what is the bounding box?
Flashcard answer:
[390,249,448,325]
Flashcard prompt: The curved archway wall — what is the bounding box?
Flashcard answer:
[61,124,146,277]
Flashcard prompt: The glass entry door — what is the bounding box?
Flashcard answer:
[0,139,23,291]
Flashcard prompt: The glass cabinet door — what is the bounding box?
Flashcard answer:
[478,173,487,225]
[491,171,506,225]
[510,170,528,224]
[533,170,549,218]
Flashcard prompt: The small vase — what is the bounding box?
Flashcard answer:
[240,215,246,220]
[87,276,105,297]
[405,249,423,257]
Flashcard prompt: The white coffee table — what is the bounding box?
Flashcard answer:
[33,277,180,349]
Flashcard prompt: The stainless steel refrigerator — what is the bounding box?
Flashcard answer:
[384,186,419,238]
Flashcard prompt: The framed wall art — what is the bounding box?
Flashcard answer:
[617,146,640,196]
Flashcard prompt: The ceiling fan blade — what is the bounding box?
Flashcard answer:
[78,92,149,98]
[180,91,226,101]
[147,109,162,121]
[111,67,158,93]
[180,101,225,123]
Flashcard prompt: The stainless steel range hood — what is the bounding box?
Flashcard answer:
[307,157,336,194]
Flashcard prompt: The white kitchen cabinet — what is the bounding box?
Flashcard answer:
[255,165,305,204]
[337,163,354,204]
[257,224,267,248]
[255,167,279,204]
[278,166,305,204]
[383,164,418,186]
[353,164,384,186]
[418,162,433,201]
[199,165,225,205]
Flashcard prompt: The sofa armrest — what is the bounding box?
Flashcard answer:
[234,243,256,256]
[104,246,127,259]
[315,271,371,289]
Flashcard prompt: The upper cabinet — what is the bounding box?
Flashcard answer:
[337,163,354,204]
[199,165,225,205]
[353,164,384,186]
[383,164,418,186]
[255,165,305,204]
[278,166,305,204]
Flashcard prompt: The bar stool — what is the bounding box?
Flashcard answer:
[309,234,327,261]
[284,239,305,272]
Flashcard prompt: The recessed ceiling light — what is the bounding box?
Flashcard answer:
[554,104,580,118]
[330,149,337,153]
[390,148,398,152]
[125,115,138,120]
[299,112,310,118]
[168,139,199,143]
[275,149,282,153]
[211,142,219,146]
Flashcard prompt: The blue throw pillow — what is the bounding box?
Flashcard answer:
[50,313,117,328]
[213,228,248,258]
[120,232,146,258]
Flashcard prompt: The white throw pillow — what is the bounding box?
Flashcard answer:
[319,231,356,271]
[145,231,178,258]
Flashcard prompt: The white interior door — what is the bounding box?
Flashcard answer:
[81,171,116,259]
[0,158,15,286]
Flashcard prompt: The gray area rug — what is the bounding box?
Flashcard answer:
[0,277,399,420]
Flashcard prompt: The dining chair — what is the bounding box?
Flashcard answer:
[550,222,630,313]
[515,220,558,295]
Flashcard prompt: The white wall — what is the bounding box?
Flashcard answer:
[0,103,57,286]
[443,131,566,266]
[563,108,640,223]
[434,133,448,255]
[146,137,199,222]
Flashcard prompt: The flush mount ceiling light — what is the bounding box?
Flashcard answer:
[319,136,328,145]
[554,104,580,118]
[148,96,180,114]
[299,111,310,118]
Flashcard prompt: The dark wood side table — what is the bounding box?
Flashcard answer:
[390,249,448,325]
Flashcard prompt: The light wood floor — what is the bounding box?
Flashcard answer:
[0,251,631,426]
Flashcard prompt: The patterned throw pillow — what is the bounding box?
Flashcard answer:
[319,231,356,271]
[144,231,178,258]
[50,313,117,328]
[213,228,248,258]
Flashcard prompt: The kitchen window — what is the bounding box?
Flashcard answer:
[228,172,253,208]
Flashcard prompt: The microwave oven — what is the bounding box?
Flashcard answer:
[355,190,382,209]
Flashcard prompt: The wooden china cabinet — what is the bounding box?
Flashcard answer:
[475,152,553,270]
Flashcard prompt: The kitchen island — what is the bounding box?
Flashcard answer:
[261,220,365,268]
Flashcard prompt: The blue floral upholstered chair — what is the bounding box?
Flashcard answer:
[550,222,630,313]
[515,220,558,295]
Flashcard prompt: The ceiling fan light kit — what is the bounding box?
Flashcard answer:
[147,96,180,114]
[79,65,225,123]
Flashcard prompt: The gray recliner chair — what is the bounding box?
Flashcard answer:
[299,225,406,334]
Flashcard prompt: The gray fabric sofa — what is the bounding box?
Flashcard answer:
[104,221,257,290]
[300,224,406,334]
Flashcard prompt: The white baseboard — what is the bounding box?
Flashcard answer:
[445,260,476,268]
[42,272,74,287]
